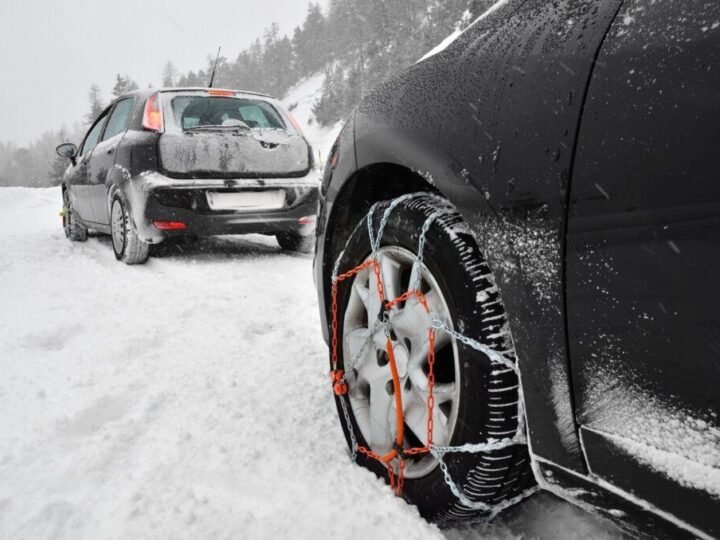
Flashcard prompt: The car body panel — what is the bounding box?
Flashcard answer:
[567,0,720,536]
[314,0,718,536]
[157,129,311,178]
[534,457,702,540]
[66,108,111,222]
[320,0,623,473]
[87,134,120,224]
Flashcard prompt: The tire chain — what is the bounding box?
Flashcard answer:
[331,193,536,518]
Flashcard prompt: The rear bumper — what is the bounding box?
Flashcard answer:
[131,171,319,243]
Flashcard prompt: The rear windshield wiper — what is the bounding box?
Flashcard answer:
[185,123,250,134]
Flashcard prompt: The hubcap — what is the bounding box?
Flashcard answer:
[343,246,460,478]
[111,201,125,254]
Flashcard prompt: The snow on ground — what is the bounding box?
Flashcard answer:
[0,187,440,539]
[0,190,626,540]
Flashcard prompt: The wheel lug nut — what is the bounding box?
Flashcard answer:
[376,350,389,367]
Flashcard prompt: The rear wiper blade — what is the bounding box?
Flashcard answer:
[185,124,250,133]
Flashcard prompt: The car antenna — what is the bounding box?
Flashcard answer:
[208,47,222,88]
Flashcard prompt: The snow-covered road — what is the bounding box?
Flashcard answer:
[0,187,625,539]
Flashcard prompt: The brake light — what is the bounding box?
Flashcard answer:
[288,113,304,134]
[298,216,316,225]
[143,93,164,132]
[153,220,186,230]
[208,89,236,97]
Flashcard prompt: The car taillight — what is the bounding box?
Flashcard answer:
[153,220,186,230]
[298,216,316,225]
[142,93,164,132]
[288,113,304,135]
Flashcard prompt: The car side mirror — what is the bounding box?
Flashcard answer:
[56,143,78,165]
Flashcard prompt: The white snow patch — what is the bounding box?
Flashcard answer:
[605,432,720,498]
[585,377,720,471]
[281,73,343,166]
[0,187,441,540]
[419,0,511,62]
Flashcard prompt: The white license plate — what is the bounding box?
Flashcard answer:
[206,190,286,211]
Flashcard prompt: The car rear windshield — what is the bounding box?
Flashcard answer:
[170,96,286,131]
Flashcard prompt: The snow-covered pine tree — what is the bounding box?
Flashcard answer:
[85,85,105,125]
[162,62,178,88]
[111,75,139,98]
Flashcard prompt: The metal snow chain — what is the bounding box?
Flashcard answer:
[431,320,518,373]
[367,194,417,255]
[413,211,440,290]
[339,394,359,463]
[333,195,533,513]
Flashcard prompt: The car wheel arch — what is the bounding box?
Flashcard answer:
[322,162,439,285]
[106,157,146,231]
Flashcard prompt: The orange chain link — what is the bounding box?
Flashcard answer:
[330,258,437,496]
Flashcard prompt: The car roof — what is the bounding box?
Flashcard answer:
[115,87,274,103]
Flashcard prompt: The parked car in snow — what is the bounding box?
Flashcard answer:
[57,88,318,264]
[314,0,719,537]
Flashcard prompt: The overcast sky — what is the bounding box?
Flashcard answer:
[0,0,326,146]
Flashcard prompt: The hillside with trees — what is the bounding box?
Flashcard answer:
[0,0,489,187]
[175,0,491,125]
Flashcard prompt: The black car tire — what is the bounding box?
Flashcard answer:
[62,189,88,242]
[276,230,314,253]
[331,194,534,525]
[111,196,149,265]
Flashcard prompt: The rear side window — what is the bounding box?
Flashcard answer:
[79,110,109,156]
[170,96,286,130]
[103,98,136,141]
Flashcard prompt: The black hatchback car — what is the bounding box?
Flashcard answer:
[57,88,318,264]
[315,0,719,538]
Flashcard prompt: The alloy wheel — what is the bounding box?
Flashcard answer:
[342,246,460,479]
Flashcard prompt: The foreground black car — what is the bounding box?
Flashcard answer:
[58,88,318,264]
[315,0,719,537]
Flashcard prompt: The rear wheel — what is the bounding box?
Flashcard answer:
[111,196,149,265]
[331,194,534,525]
[276,230,314,253]
[62,189,88,242]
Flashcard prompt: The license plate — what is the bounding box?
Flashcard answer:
[206,190,286,211]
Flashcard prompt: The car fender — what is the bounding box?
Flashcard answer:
[325,0,624,473]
